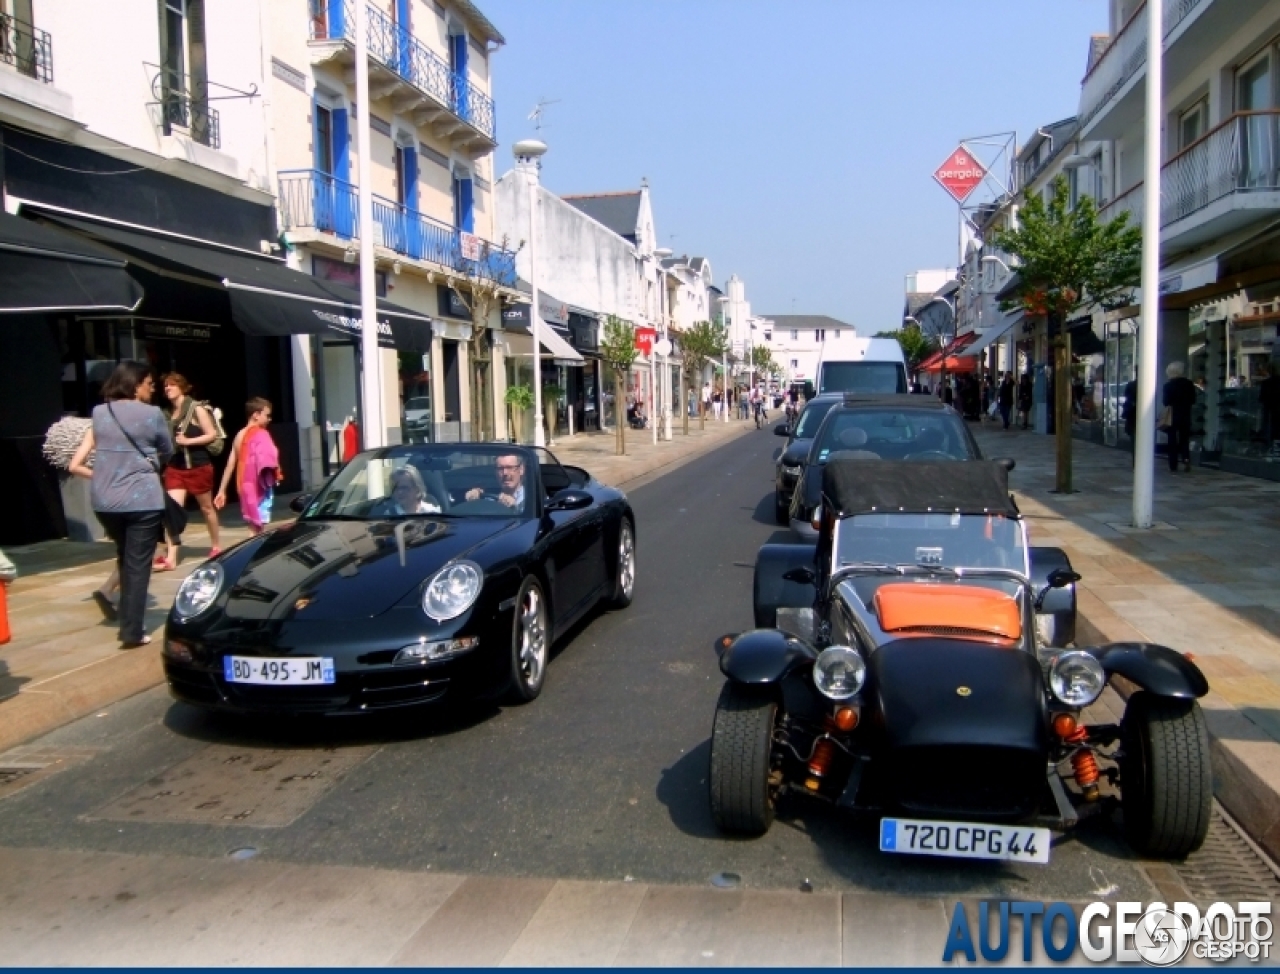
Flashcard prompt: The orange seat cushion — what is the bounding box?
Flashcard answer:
[873,582,1021,640]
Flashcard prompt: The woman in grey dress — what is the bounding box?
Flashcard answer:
[68,362,173,647]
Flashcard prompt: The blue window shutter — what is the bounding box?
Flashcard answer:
[332,108,350,181]
[327,0,345,38]
[395,0,411,75]
[458,177,473,233]
[403,145,418,210]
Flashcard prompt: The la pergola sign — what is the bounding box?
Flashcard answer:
[933,147,987,204]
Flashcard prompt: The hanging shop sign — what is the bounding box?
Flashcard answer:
[634,326,657,355]
[933,147,987,204]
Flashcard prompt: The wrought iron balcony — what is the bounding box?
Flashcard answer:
[149,68,221,149]
[277,169,517,288]
[0,11,52,84]
[307,0,495,144]
[1103,112,1280,237]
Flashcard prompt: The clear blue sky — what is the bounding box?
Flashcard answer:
[482,0,1108,331]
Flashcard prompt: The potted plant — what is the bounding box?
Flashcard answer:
[504,384,534,443]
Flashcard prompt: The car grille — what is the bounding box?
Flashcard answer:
[889,745,1044,821]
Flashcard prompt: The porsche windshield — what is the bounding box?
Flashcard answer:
[303,445,536,520]
[835,512,1028,574]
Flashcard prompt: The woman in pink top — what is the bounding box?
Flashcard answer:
[214,398,281,534]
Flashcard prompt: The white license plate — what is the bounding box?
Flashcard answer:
[879,817,1050,864]
[223,656,335,686]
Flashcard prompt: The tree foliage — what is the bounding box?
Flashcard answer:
[680,320,728,378]
[875,324,938,369]
[992,175,1141,319]
[599,315,638,376]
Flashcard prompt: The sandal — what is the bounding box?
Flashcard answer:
[209,547,221,558]
[119,635,152,649]
[153,558,176,572]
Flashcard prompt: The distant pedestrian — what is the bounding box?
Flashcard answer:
[1017,374,1033,429]
[215,398,281,534]
[702,382,711,418]
[1122,377,1138,454]
[156,373,221,571]
[712,388,722,420]
[68,361,173,648]
[1162,362,1197,473]
[998,374,1015,430]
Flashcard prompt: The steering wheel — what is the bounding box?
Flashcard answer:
[905,450,959,461]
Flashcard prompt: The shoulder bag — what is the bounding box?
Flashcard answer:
[108,402,188,541]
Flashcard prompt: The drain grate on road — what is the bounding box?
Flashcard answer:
[0,766,41,787]
[1173,808,1280,902]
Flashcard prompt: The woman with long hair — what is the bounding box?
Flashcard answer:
[155,373,221,570]
[68,361,173,648]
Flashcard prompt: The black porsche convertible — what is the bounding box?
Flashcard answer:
[163,443,635,715]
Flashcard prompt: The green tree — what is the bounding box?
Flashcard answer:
[599,315,637,455]
[993,175,1141,492]
[679,320,727,433]
[747,345,776,388]
[504,383,533,444]
[875,324,938,372]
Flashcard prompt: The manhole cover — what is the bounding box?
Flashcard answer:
[1173,809,1280,901]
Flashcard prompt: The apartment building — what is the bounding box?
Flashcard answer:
[270,0,516,475]
[1079,0,1280,474]
[761,314,858,387]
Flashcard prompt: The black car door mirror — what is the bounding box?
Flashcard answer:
[774,424,790,436]
[1046,567,1082,589]
[289,493,313,513]
[546,489,593,512]
[782,566,816,585]
[993,457,1017,472]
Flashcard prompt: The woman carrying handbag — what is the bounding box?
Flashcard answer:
[68,362,174,648]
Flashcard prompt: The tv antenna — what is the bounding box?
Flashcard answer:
[528,97,560,132]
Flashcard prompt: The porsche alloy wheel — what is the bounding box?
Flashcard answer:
[1120,692,1212,859]
[709,682,778,836]
[507,578,549,703]
[609,519,636,609]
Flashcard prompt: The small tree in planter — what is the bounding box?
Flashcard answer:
[599,315,637,455]
[680,320,727,432]
[504,384,533,444]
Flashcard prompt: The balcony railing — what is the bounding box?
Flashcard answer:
[1101,112,1280,231]
[150,68,220,149]
[278,169,516,288]
[308,0,495,142]
[1078,0,1204,131]
[0,11,52,84]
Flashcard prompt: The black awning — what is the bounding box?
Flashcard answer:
[0,211,143,314]
[36,213,432,352]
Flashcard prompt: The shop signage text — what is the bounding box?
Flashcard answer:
[933,147,986,203]
[634,326,656,355]
[141,322,212,343]
[312,308,394,338]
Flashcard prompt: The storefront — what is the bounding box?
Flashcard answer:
[499,296,584,444]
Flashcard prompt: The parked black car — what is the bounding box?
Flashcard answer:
[163,444,635,715]
[713,459,1211,863]
[787,394,983,539]
[773,393,841,524]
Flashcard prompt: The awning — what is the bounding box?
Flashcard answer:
[501,324,584,366]
[1066,317,1105,356]
[918,331,978,373]
[35,213,432,352]
[957,310,1023,358]
[0,212,143,314]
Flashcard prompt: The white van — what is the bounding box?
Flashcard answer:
[814,338,908,395]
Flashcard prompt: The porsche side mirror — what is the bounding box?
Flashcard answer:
[1046,567,1082,589]
[289,493,313,513]
[774,424,790,436]
[993,457,1016,472]
[546,489,593,512]
[782,566,816,585]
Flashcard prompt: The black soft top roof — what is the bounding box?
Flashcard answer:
[822,459,1019,517]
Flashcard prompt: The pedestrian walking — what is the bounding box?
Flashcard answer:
[155,373,222,571]
[701,382,711,418]
[68,361,173,648]
[1017,374,1033,429]
[215,398,281,534]
[712,388,722,420]
[998,373,1015,430]
[1122,376,1138,457]
[1162,362,1197,473]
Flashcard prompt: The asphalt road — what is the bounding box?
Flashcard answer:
[0,428,1159,901]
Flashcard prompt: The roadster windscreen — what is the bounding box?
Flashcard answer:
[812,410,976,463]
[303,446,536,519]
[835,513,1028,573]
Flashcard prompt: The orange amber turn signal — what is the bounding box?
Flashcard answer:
[1052,713,1078,738]
[834,707,858,732]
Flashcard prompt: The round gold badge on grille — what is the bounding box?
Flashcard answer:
[956,686,972,697]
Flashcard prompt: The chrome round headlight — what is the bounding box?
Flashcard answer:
[422,560,483,621]
[174,563,223,619]
[813,645,866,700]
[1048,651,1106,707]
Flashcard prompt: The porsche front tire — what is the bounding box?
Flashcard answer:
[607,518,635,609]
[709,682,777,836]
[1120,692,1212,859]
[505,576,550,704]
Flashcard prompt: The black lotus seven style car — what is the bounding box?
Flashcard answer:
[711,459,1212,862]
[164,444,635,714]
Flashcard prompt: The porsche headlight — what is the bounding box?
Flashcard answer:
[422,560,483,621]
[174,563,223,619]
[1048,651,1106,707]
[813,645,866,700]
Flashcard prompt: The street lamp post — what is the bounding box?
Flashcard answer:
[513,139,548,448]
[717,296,730,422]
[654,248,673,440]
[355,1,383,448]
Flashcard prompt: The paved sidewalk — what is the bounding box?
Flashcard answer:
[972,423,1280,862]
[0,419,750,755]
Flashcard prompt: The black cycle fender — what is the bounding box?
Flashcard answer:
[1030,545,1077,646]
[753,543,818,628]
[720,629,818,685]
[1084,642,1209,699]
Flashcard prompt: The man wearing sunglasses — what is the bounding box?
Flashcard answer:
[465,453,526,510]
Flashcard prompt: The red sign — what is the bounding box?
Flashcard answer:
[933,147,986,203]
[634,327,657,355]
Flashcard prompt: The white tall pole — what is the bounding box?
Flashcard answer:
[529,185,545,448]
[1133,0,1163,528]
[355,0,383,448]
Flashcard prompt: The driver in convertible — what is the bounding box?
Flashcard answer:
[371,466,442,516]
[465,452,526,510]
